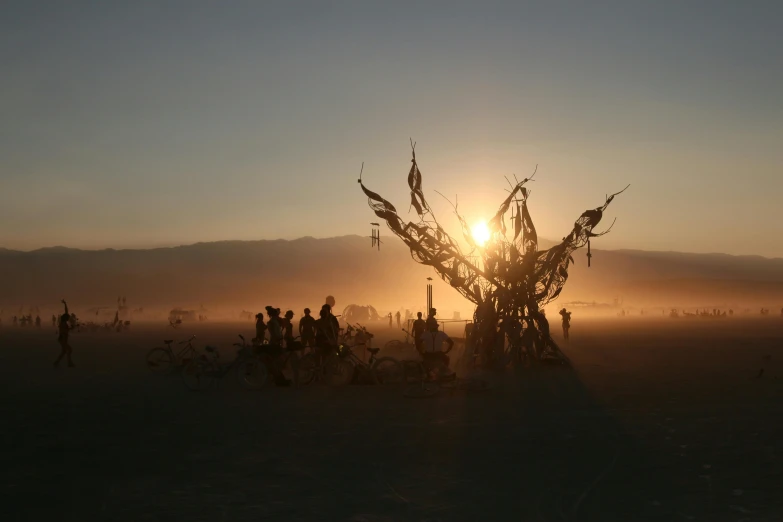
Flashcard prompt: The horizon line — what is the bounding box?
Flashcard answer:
[1,235,781,262]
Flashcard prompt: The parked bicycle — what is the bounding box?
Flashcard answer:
[384,328,416,351]
[297,345,355,386]
[336,342,404,385]
[182,334,267,391]
[145,335,197,373]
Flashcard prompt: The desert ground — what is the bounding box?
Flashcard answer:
[2,317,782,521]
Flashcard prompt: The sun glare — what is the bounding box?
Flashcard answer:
[471,222,491,247]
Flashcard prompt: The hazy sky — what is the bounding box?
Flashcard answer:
[1,1,781,256]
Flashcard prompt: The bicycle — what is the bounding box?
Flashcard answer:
[182,334,267,391]
[403,357,490,398]
[297,345,355,386]
[384,328,416,351]
[145,335,197,373]
[336,342,404,385]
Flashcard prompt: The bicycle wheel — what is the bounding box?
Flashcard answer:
[403,381,440,398]
[182,358,216,391]
[146,347,174,373]
[402,360,425,384]
[324,356,353,386]
[280,352,300,383]
[372,357,404,385]
[236,357,268,390]
[297,354,317,385]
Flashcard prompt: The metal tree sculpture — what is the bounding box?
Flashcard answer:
[358,144,628,366]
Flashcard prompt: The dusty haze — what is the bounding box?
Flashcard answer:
[2,235,782,320]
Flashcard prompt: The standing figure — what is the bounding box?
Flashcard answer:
[262,306,291,386]
[388,313,393,328]
[559,308,572,341]
[411,312,426,353]
[54,300,74,368]
[395,310,401,328]
[298,308,316,350]
[419,320,455,379]
[35,315,41,328]
[281,310,295,347]
[113,311,119,326]
[254,313,267,345]
[315,307,339,366]
[51,314,56,327]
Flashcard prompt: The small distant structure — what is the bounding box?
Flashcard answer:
[169,308,197,322]
[342,304,382,323]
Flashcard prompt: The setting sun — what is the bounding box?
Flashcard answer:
[471,221,491,247]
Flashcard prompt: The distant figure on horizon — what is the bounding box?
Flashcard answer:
[35,315,41,328]
[51,314,56,327]
[412,312,426,352]
[113,311,119,326]
[559,308,572,341]
[54,300,74,368]
[388,312,393,328]
[395,310,401,328]
[298,308,316,350]
[254,313,267,345]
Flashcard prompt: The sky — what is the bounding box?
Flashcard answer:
[1,1,782,256]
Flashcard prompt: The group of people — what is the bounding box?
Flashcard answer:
[409,308,455,378]
[252,303,341,386]
[4,314,42,328]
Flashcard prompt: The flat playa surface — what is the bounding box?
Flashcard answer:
[2,318,782,521]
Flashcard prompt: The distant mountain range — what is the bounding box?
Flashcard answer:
[1,236,782,316]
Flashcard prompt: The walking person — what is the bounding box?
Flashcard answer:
[54,300,75,368]
[395,310,401,329]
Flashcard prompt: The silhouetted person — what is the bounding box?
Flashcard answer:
[113,311,119,326]
[262,306,290,386]
[321,304,340,339]
[388,312,393,328]
[420,320,455,379]
[281,310,295,346]
[395,310,401,328]
[315,307,339,366]
[412,312,426,352]
[559,308,571,340]
[35,315,41,328]
[51,314,56,327]
[254,313,267,344]
[54,300,74,368]
[426,307,438,331]
[298,308,316,349]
